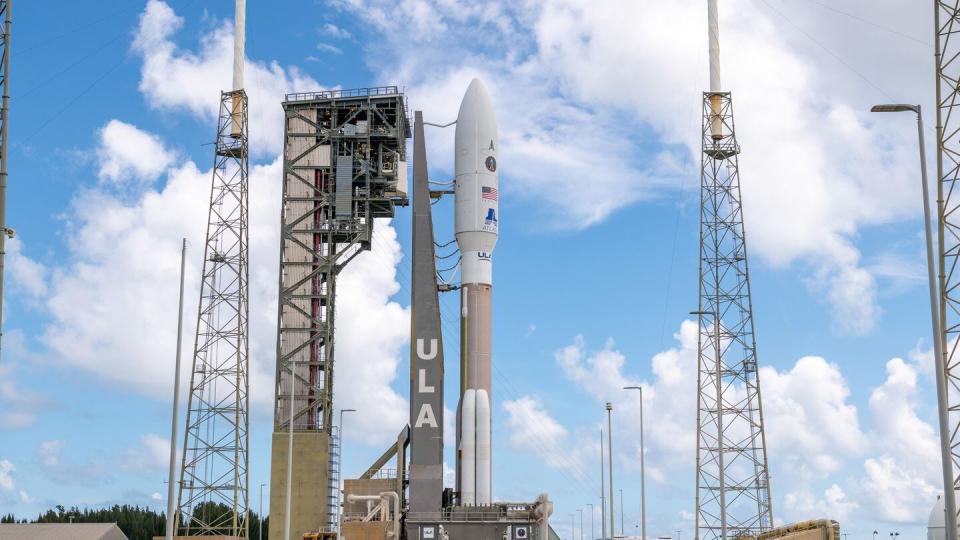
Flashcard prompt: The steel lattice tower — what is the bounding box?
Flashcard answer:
[936,2,960,534]
[694,93,773,540]
[175,89,250,538]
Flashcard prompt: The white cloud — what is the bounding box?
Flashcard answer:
[856,357,941,522]
[18,489,35,504]
[6,237,47,300]
[132,0,322,156]
[333,0,926,332]
[37,440,62,469]
[122,433,170,472]
[760,357,867,475]
[316,43,343,55]
[320,23,351,39]
[783,484,858,522]
[96,120,175,184]
[0,459,15,491]
[331,223,410,445]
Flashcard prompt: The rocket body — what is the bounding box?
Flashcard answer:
[455,79,498,506]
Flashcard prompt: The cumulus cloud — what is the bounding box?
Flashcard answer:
[760,357,867,475]
[132,0,322,156]
[96,120,175,184]
[6,237,47,300]
[0,459,14,491]
[856,357,941,522]
[332,0,926,333]
[122,433,170,472]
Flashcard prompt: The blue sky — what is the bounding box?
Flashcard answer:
[0,0,946,538]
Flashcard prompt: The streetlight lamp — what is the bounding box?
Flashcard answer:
[259,482,266,540]
[587,503,595,540]
[872,103,958,540]
[890,533,900,540]
[623,386,646,540]
[571,513,576,540]
[872,531,878,540]
[338,408,357,532]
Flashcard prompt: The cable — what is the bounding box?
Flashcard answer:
[17,30,127,100]
[756,0,895,101]
[22,57,127,144]
[796,0,930,47]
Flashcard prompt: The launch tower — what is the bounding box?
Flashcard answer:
[270,86,409,539]
[694,1,773,538]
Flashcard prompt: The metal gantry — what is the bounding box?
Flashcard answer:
[272,87,409,535]
[175,90,250,538]
[694,92,773,540]
[936,2,960,536]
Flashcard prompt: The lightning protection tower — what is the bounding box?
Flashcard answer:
[175,1,249,537]
[270,86,409,539]
[935,3,960,538]
[694,1,773,539]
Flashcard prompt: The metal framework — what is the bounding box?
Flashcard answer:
[176,90,250,538]
[695,92,773,540]
[937,2,960,529]
[274,86,409,528]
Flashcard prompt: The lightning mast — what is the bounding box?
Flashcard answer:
[694,1,773,538]
[175,0,250,537]
[935,3,960,538]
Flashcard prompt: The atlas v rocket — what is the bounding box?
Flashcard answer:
[455,79,498,506]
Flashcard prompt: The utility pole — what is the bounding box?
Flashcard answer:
[607,403,615,540]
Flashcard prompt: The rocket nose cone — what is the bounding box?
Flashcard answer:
[457,78,494,122]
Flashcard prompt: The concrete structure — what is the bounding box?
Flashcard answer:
[272,87,409,539]
[0,523,128,540]
[757,520,840,540]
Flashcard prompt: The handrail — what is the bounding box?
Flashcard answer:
[286,86,401,102]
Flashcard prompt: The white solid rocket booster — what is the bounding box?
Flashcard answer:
[455,78,498,506]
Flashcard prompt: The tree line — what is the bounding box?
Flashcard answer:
[0,503,268,540]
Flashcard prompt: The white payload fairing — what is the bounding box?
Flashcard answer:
[455,78,498,506]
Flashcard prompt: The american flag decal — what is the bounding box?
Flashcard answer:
[481,186,498,201]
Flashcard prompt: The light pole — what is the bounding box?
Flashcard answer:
[259,482,265,540]
[618,488,624,537]
[607,403,616,540]
[571,513,576,540]
[623,385,646,540]
[872,103,957,540]
[579,508,584,540]
[890,533,899,540]
[587,503,595,540]
[600,428,607,540]
[338,408,357,531]
[873,531,878,540]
